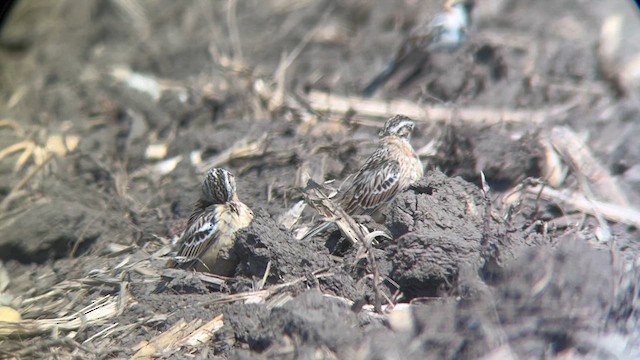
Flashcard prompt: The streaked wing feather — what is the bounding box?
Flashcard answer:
[175,209,219,263]
[341,158,401,214]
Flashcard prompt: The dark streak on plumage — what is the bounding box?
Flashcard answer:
[169,168,253,272]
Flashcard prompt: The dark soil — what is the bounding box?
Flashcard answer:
[1,0,639,359]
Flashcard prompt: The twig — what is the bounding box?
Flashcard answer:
[0,153,55,211]
[549,126,628,206]
[83,323,119,343]
[307,90,553,125]
[117,272,130,317]
[575,168,612,242]
[113,0,150,39]
[597,15,624,96]
[110,67,186,102]
[0,295,122,336]
[479,171,492,252]
[12,338,92,358]
[182,314,224,347]
[198,268,334,306]
[362,231,390,314]
[226,0,242,63]
[276,5,334,77]
[540,137,567,188]
[259,6,334,117]
[301,180,373,245]
[526,184,640,229]
[277,200,306,231]
[71,205,110,257]
[257,261,271,291]
[196,134,269,173]
[132,314,224,358]
[479,171,503,276]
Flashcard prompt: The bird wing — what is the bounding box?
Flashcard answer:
[174,207,220,264]
[340,156,401,215]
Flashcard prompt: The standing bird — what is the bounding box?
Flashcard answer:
[170,168,253,275]
[362,0,474,97]
[303,115,424,240]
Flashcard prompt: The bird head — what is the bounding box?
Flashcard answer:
[379,115,416,139]
[201,168,237,204]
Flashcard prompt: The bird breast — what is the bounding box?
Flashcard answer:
[217,201,253,238]
[197,201,253,272]
[385,136,424,185]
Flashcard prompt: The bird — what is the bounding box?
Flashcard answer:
[169,167,254,275]
[362,0,475,97]
[303,115,424,240]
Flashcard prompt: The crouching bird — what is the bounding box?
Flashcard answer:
[169,168,253,275]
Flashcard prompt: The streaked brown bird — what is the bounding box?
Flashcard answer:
[303,115,424,240]
[170,168,253,275]
[362,0,475,97]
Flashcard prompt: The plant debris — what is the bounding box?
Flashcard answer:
[1,0,640,358]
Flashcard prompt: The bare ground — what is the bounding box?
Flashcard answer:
[0,0,639,359]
